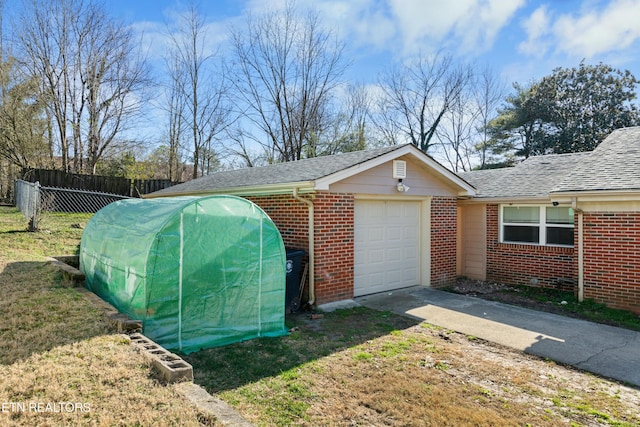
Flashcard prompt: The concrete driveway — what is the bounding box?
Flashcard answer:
[355,286,640,388]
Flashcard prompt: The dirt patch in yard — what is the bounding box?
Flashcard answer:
[449,278,574,313]
[448,277,640,330]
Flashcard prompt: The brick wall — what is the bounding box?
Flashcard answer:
[312,192,355,304]
[247,192,354,306]
[431,197,458,287]
[247,194,310,250]
[485,204,576,288]
[582,212,640,313]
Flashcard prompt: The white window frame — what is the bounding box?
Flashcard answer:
[499,205,574,247]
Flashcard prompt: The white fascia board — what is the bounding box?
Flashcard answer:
[314,144,476,196]
[459,196,551,205]
[144,182,315,198]
[550,189,640,202]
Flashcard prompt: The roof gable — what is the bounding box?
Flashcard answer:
[150,144,475,197]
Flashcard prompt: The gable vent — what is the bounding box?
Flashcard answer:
[393,160,406,179]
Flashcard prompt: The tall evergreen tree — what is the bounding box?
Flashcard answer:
[487,62,640,161]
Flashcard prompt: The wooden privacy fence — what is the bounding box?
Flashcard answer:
[21,169,178,197]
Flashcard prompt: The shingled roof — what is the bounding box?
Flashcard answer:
[459,152,588,199]
[461,126,640,199]
[552,127,640,193]
[150,143,474,197]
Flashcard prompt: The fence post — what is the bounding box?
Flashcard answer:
[28,181,41,231]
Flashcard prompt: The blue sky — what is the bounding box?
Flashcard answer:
[5,0,640,166]
[100,0,640,87]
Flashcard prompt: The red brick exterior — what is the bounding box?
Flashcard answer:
[247,192,354,306]
[431,197,458,288]
[247,194,310,250]
[482,205,640,314]
[485,204,576,288]
[246,195,640,314]
[248,193,464,306]
[312,193,355,303]
[582,212,640,313]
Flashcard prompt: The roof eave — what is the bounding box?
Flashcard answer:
[459,195,552,204]
[144,181,316,198]
[550,189,640,201]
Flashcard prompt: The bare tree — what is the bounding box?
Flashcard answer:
[15,0,151,174]
[315,83,371,156]
[0,58,48,169]
[473,67,507,168]
[84,9,151,174]
[229,2,347,162]
[374,51,472,154]
[166,4,233,179]
[162,55,187,182]
[436,67,506,172]
[437,88,476,172]
[16,0,73,171]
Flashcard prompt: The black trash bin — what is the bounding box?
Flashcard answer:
[285,249,305,313]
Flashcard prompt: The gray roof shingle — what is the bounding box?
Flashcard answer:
[152,144,413,195]
[459,152,588,199]
[552,127,640,193]
[461,126,640,198]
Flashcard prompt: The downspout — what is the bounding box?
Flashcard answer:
[573,197,584,302]
[293,188,315,306]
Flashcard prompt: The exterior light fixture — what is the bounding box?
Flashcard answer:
[396,179,410,192]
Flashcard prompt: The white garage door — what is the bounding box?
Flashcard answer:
[354,200,421,296]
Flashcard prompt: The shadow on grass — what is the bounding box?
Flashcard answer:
[182,306,420,394]
[0,261,112,366]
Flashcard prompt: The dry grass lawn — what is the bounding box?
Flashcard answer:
[1,206,640,426]
[0,208,210,426]
[186,309,640,426]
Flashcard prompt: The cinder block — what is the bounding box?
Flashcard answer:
[130,333,193,383]
[47,256,85,286]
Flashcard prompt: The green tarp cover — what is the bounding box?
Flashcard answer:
[80,195,288,354]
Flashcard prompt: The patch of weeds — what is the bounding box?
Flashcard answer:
[574,403,611,421]
[433,360,449,371]
[479,388,492,398]
[419,322,443,331]
[353,351,373,361]
[376,340,411,358]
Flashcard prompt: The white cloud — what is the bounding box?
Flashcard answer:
[552,0,640,57]
[455,0,526,53]
[518,5,552,58]
[386,0,525,56]
[518,0,640,61]
[315,0,397,51]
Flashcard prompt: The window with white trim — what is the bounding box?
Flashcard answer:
[500,205,574,246]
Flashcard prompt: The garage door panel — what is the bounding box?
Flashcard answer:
[369,227,385,242]
[369,248,384,263]
[354,200,422,296]
[386,269,403,285]
[387,247,402,261]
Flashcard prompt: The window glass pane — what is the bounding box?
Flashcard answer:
[547,227,574,246]
[503,206,539,224]
[546,207,574,224]
[504,225,539,243]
